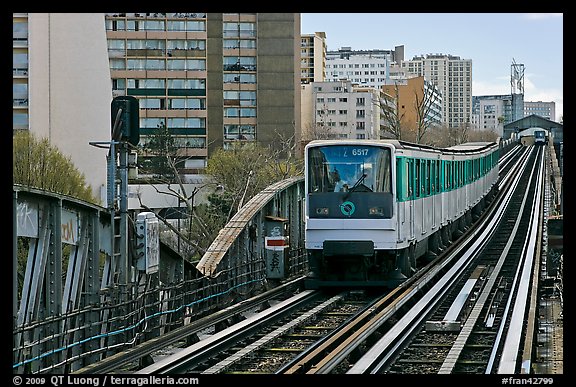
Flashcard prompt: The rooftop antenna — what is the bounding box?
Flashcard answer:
[511,58,525,95]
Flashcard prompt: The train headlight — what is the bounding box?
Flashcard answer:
[369,207,384,216]
[316,207,329,215]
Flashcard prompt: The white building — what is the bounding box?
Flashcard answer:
[524,101,556,122]
[301,80,383,141]
[325,46,404,89]
[13,13,112,203]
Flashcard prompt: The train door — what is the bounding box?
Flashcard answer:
[431,159,436,229]
[409,158,415,240]
[396,157,406,243]
[424,159,431,232]
[417,158,424,236]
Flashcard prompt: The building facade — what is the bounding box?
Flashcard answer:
[301,80,383,142]
[324,46,404,88]
[381,76,443,140]
[13,13,111,203]
[471,95,513,136]
[401,53,472,129]
[106,12,301,176]
[105,12,302,210]
[524,101,556,122]
[300,32,326,84]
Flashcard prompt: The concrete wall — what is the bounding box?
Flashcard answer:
[28,13,112,203]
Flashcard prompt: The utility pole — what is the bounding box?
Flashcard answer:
[89,96,139,349]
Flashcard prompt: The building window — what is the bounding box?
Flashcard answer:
[168,98,205,110]
[224,107,256,118]
[223,22,255,38]
[224,39,256,49]
[168,79,206,89]
[224,91,257,106]
[223,56,256,71]
[223,73,256,84]
[13,112,28,129]
[224,124,255,140]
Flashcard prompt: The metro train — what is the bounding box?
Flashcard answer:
[304,139,500,287]
[534,129,547,145]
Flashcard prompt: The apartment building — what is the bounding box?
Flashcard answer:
[12,13,111,203]
[381,76,443,140]
[105,12,301,209]
[402,53,472,129]
[300,32,327,84]
[301,80,384,142]
[106,13,301,174]
[14,13,301,210]
[524,101,556,122]
[471,95,515,136]
[325,46,404,89]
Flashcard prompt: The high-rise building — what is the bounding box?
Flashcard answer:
[300,32,326,84]
[105,12,301,183]
[13,13,111,202]
[14,13,302,211]
[402,53,472,129]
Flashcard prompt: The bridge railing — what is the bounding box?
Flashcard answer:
[13,176,306,374]
[196,175,307,289]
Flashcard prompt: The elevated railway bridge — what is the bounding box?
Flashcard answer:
[13,138,562,374]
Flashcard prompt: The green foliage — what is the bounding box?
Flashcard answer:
[140,123,180,179]
[13,131,98,203]
[205,142,302,221]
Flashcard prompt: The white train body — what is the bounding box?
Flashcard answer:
[304,139,499,286]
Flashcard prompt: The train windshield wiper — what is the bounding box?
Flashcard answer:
[349,173,367,191]
[344,173,367,198]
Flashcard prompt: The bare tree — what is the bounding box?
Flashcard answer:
[267,129,304,180]
[301,122,336,142]
[378,84,405,140]
[135,123,219,260]
[414,85,439,144]
[378,80,438,144]
[134,123,303,260]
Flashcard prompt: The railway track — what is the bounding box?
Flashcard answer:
[348,145,544,374]
[88,145,545,375]
[136,289,379,374]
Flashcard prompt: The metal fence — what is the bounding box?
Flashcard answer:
[13,177,306,374]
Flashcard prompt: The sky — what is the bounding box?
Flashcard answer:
[301,13,563,122]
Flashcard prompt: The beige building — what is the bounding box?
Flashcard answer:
[300,32,326,84]
[13,13,112,203]
[381,76,443,140]
[402,53,472,129]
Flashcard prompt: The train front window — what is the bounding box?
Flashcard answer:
[308,145,391,193]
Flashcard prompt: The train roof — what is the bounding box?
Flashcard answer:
[305,139,497,154]
[445,141,497,151]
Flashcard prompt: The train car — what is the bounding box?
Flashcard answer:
[534,129,547,145]
[304,139,499,288]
